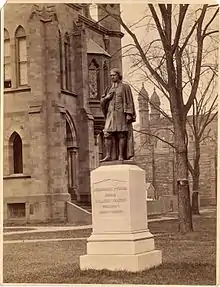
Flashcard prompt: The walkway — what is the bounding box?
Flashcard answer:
[3,207,215,245]
[4,237,88,244]
[4,224,92,235]
[4,215,179,236]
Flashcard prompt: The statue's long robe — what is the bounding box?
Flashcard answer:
[100,82,136,160]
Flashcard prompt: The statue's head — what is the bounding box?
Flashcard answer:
[110,68,122,83]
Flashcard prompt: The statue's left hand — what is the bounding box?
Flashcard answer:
[126,114,132,123]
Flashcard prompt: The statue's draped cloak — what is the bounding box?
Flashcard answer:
[100,82,136,160]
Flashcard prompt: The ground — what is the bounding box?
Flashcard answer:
[3,208,216,285]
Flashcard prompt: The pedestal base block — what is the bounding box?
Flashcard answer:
[80,249,162,272]
[86,231,155,255]
[79,164,162,272]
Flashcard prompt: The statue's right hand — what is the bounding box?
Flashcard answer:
[106,92,114,100]
[101,93,107,101]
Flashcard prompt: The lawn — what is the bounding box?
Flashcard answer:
[3,214,216,285]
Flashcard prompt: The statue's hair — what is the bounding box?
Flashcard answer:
[110,68,123,80]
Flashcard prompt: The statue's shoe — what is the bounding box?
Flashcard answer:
[100,156,111,162]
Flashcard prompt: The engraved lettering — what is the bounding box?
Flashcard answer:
[93,183,128,216]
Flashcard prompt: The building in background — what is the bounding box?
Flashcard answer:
[134,84,217,206]
[3,3,123,223]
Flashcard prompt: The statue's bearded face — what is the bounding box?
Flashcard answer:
[110,72,119,83]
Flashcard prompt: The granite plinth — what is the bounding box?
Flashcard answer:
[80,250,162,272]
[79,164,162,272]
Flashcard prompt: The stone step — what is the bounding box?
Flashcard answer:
[71,200,92,213]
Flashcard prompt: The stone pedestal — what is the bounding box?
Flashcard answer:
[80,163,162,272]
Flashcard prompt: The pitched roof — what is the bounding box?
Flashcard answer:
[86,38,111,57]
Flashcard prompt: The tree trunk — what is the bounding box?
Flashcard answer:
[164,30,193,233]
[176,151,193,233]
[174,120,193,233]
[215,153,217,200]
[192,141,200,190]
[192,141,200,214]
[192,172,200,191]
[192,191,200,215]
[192,174,200,214]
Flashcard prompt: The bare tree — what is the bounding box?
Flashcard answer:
[136,43,218,215]
[183,44,218,190]
[133,77,217,215]
[101,4,218,233]
[187,76,217,213]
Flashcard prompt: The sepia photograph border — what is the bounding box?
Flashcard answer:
[0,0,219,286]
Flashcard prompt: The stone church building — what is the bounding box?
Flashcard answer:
[134,85,217,206]
[3,3,122,223]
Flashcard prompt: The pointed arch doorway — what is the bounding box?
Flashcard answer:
[66,118,78,201]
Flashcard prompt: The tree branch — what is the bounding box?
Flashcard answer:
[175,46,184,106]
[184,5,208,114]
[129,81,173,122]
[180,19,199,54]
[202,7,219,37]
[134,128,176,149]
[203,30,219,38]
[140,70,171,103]
[172,5,189,54]
[198,96,218,140]
[148,4,170,50]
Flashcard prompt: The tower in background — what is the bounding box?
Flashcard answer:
[150,88,161,121]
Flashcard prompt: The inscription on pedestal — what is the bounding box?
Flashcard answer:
[92,180,128,216]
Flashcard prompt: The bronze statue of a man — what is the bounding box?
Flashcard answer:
[100,68,136,162]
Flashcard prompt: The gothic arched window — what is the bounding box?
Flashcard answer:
[64,33,71,91]
[9,132,23,174]
[88,59,100,99]
[59,30,64,89]
[15,26,28,86]
[4,29,11,89]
